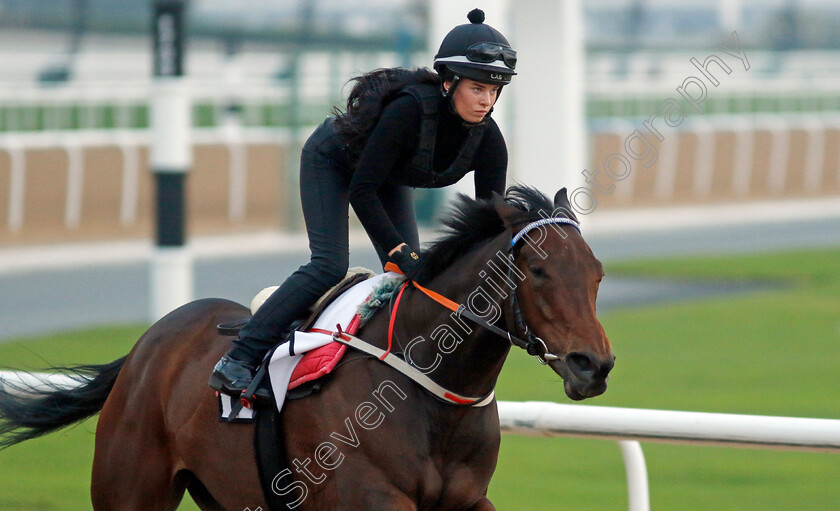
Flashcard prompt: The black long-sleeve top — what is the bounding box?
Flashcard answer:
[344,94,507,252]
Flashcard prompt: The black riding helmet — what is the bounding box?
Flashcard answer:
[434,8,517,95]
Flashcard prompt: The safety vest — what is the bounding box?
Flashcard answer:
[397,83,487,188]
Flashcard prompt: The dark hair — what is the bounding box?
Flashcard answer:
[332,67,441,159]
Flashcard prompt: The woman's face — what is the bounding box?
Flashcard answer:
[444,78,500,123]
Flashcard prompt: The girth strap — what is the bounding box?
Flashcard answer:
[331,330,495,407]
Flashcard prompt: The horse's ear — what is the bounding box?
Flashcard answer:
[553,188,578,222]
[492,191,520,227]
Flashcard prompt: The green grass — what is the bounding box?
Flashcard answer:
[1,247,839,509]
[0,328,154,511]
[489,247,840,510]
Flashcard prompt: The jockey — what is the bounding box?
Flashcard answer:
[209,9,517,397]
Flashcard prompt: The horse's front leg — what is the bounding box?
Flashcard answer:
[466,497,496,510]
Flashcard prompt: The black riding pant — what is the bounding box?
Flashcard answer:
[231,119,419,360]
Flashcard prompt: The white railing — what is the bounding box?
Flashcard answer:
[3,71,840,236]
[0,125,311,232]
[2,371,839,511]
[587,112,840,204]
[4,111,840,234]
[498,401,840,511]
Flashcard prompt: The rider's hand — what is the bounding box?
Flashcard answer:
[385,244,422,276]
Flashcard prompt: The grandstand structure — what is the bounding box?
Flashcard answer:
[2,1,840,245]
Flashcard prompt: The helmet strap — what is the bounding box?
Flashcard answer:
[442,75,461,98]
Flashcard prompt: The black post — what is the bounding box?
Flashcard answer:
[150,0,192,319]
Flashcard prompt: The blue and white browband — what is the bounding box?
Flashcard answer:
[510,217,581,248]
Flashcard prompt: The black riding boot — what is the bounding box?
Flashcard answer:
[207,345,267,398]
[208,274,328,397]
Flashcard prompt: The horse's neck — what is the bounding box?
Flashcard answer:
[402,232,513,397]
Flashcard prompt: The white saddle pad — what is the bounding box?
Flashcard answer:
[220,272,402,421]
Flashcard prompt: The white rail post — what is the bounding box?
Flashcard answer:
[64,139,84,229]
[118,134,140,226]
[619,440,650,511]
[6,139,26,232]
[654,129,680,200]
[803,116,826,192]
[767,119,791,194]
[730,116,755,196]
[691,118,716,197]
[610,121,638,204]
[228,135,247,222]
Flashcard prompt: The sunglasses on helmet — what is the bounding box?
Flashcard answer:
[465,42,517,70]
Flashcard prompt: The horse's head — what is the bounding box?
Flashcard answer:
[496,188,614,400]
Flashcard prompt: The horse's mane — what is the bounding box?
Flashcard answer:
[408,185,566,283]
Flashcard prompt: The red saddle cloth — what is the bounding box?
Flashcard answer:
[287,313,361,390]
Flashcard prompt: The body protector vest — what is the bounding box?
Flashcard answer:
[396,83,487,188]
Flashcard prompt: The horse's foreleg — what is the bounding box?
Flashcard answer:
[466,496,496,510]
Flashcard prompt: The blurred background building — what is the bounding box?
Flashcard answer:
[1,0,840,245]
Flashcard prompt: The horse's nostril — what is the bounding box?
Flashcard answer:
[567,352,597,378]
[567,352,613,380]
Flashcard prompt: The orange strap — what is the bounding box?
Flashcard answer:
[411,281,460,312]
[386,262,461,312]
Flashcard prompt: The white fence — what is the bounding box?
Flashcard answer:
[0,125,305,233]
[4,112,840,234]
[588,113,840,205]
[2,371,839,511]
[498,401,840,511]
[4,72,840,237]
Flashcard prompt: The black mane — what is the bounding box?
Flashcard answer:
[409,185,563,283]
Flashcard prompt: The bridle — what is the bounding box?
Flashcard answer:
[409,216,582,365]
[507,217,581,364]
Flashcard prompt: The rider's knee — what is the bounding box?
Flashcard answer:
[313,258,349,286]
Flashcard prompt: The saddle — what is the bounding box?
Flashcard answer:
[216,268,388,511]
[215,267,377,414]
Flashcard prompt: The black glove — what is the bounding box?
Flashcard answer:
[385,245,422,276]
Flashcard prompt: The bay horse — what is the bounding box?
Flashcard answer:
[0,186,613,510]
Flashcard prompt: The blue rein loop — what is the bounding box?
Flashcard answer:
[509,217,581,248]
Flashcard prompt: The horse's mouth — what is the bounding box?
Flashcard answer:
[563,378,608,401]
[550,360,609,401]
[564,381,586,401]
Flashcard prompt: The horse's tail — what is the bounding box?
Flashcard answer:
[0,357,125,449]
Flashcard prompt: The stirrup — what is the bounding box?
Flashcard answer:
[228,364,271,418]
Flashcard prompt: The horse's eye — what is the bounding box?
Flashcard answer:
[529,266,546,279]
